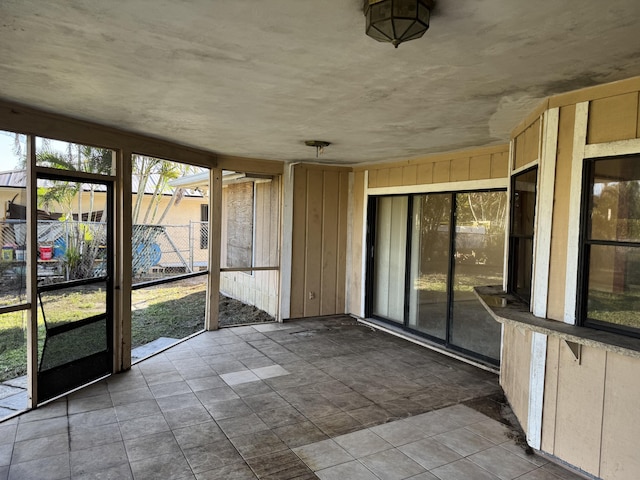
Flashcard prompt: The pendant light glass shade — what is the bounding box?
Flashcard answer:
[364,0,433,48]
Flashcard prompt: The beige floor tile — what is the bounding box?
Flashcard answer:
[333,429,393,459]
[399,437,462,470]
[293,438,353,471]
[432,427,496,456]
[431,458,500,480]
[316,460,378,480]
[360,448,426,480]
[468,446,539,479]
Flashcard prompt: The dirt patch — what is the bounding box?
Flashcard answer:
[463,392,533,455]
[219,294,275,327]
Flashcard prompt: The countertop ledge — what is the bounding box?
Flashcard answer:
[475,285,640,359]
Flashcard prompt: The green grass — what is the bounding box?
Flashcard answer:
[0,311,28,382]
[588,290,640,329]
[0,279,261,383]
[0,284,204,382]
[131,282,206,348]
[40,288,107,324]
[413,272,503,293]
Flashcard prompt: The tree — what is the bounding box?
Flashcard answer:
[35,145,113,280]
[130,155,203,278]
[131,155,200,225]
[25,141,203,279]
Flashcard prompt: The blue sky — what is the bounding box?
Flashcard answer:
[0,131,24,171]
[0,132,80,172]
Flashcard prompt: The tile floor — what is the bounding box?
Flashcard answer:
[0,336,182,420]
[0,377,27,419]
[0,317,585,480]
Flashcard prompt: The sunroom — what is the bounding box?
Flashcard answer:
[1,1,640,479]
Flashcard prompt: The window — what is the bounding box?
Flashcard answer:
[508,167,537,304]
[200,204,208,249]
[225,181,254,269]
[580,155,640,335]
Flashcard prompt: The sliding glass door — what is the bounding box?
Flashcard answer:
[371,196,408,323]
[450,192,506,361]
[408,194,451,339]
[368,190,506,364]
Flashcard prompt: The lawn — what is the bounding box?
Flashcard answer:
[131,281,207,347]
[0,280,274,383]
[587,289,640,329]
[0,288,111,382]
[0,310,28,382]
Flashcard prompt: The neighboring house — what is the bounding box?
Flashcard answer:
[0,169,208,273]
[0,169,26,220]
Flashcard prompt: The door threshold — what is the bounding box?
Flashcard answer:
[357,317,500,374]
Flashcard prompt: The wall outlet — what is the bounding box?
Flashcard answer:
[308,291,315,300]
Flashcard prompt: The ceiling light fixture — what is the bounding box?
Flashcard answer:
[304,140,331,158]
[364,0,434,48]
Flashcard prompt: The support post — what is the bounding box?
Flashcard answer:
[206,168,222,330]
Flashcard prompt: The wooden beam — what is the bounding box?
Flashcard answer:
[206,168,223,330]
[532,108,560,318]
[563,101,589,325]
[216,154,285,176]
[584,138,640,158]
[0,100,218,168]
[117,148,133,371]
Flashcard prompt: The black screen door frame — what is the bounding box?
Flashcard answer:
[35,169,114,403]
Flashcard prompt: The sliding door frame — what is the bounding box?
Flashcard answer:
[365,188,506,365]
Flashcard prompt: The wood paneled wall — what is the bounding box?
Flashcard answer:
[540,339,640,480]
[500,325,532,433]
[290,165,349,318]
[501,77,640,479]
[587,91,640,144]
[348,171,366,316]
[546,83,640,322]
[513,117,541,170]
[546,105,575,320]
[364,144,509,189]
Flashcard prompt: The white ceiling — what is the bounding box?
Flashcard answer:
[1,0,639,165]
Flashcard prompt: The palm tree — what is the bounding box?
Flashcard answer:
[131,155,200,225]
[36,145,112,280]
[30,142,201,279]
[130,155,202,277]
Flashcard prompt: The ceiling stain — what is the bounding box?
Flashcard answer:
[1,0,639,163]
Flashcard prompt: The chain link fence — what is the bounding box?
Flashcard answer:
[1,220,210,289]
[1,220,27,305]
[132,221,208,283]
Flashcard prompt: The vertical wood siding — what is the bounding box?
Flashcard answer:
[290,165,349,318]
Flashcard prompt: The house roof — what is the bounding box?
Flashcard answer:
[0,169,204,197]
[170,171,274,189]
[0,170,26,189]
[0,1,639,165]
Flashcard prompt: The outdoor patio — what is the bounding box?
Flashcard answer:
[0,316,584,480]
